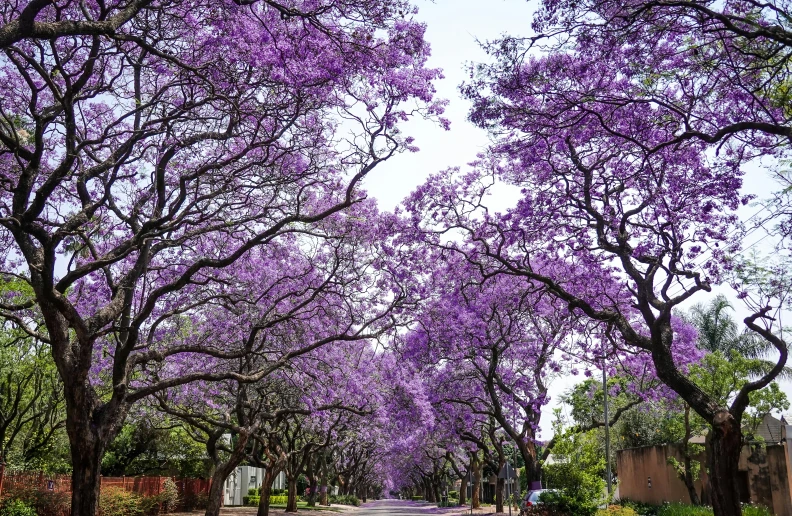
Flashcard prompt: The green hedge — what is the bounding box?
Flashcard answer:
[244,495,295,507]
[328,495,360,507]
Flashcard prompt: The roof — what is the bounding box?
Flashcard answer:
[753,413,786,443]
[674,413,787,445]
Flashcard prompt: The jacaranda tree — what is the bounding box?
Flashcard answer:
[0,2,444,514]
[405,0,791,506]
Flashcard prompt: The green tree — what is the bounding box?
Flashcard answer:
[0,328,66,472]
[540,412,606,516]
[102,417,210,477]
[687,295,792,380]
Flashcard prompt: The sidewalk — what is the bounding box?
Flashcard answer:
[171,505,355,516]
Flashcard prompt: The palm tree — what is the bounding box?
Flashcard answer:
[688,295,792,379]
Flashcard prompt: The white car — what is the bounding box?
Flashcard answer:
[520,489,556,513]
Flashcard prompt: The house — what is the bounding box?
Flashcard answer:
[223,467,287,506]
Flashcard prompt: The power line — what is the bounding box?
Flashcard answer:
[650,205,772,294]
[664,231,774,299]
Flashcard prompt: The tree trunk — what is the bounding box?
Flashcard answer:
[518,439,539,484]
[258,467,278,516]
[307,475,318,507]
[205,433,250,516]
[708,413,742,516]
[70,442,103,516]
[495,477,504,513]
[306,456,317,507]
[682,405,701,506]
[471,457,481,510]
[66,392,120,516]
[319,484,328,506]
[205,470,228,516]
[424,478,435,502]
[286,476,298,513]
[459,476,468,507]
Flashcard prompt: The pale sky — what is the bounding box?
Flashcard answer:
[361,0,789,441]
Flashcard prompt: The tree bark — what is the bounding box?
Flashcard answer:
[459,476,468,507]
[495,477,504,513]
[69,440,103,516]
[518,440,539,483]
[708,413,742,516]
[682,405,701,506]
[205,433,250,516]
[66,389,122,516]
[258,467,278,516]
[471,457,481,510]
[205,470,228,516]
[319,455,329,506]
[306,456,317,507]
[286,475,298,512]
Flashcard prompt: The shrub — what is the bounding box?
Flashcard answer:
[99,488,143,516]
[31,491,72,516]
[0,500,37,516]
[610,503,772,516]
[269,495,288,505]
[539,489,599,516]
[249,488,258,496]
[191,492,209,511]
[617,500,659,516]
[522,505,567,516]
[656,504,712,516]
[243,496,261,506]
[449,491,459,498]
[328,495,360,506]
[411,496,424,501]
[138,496,162,516]
[540,426,606,516]
[742,506,772,516]
[0,485,71,516]
[158,479,179,514]
[596,506,638,516]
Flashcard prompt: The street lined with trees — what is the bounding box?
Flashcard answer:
[1,2,792,516]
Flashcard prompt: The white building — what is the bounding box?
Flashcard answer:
[224,467,287,506]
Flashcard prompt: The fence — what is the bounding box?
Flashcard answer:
[0,471,211,511]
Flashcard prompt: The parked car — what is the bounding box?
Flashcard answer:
[519,489,556,515]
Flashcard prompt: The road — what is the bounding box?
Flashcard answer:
[354,500,493,516]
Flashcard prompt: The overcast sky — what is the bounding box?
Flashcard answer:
[361,0,788,440]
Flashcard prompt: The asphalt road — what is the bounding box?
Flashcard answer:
[354,500,476,516]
